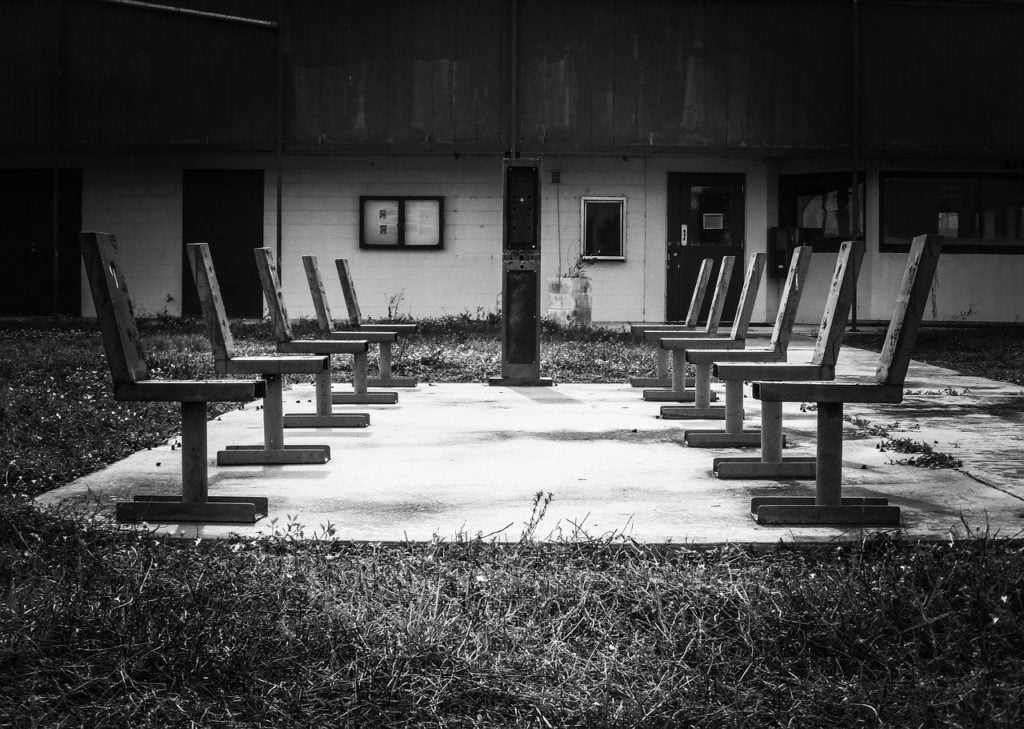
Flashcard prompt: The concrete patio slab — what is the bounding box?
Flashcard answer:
[38,337,1024,545]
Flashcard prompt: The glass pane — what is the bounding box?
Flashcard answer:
[583,200,623,257]
[404,199,441,246]
[690,186,733,245]
[363,200,400,245]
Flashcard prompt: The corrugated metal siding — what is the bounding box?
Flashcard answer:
[0,0,59,153]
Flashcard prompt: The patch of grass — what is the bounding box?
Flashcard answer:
[1,500,1023,727]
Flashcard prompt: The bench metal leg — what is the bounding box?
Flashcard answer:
[750,403,900,526]
[116,401,266,524]
[285,368,371,428]
[218,374,331,465]
[660,363,724,419]
[333,351,399,405]
[712,400,808,478]
[367,342,417,388]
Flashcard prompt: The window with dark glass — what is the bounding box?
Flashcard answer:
[581,197,625,260]
[778,172,865,249]
[880,173,1024,253]
[359,196,444,250]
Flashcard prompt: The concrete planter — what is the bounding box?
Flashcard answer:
[547,276,593,327]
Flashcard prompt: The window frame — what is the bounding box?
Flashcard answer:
[580,196,626,261]
[359,196,445,251]
[879,171,1024,254]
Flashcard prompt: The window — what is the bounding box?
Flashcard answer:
[880,172,1024,253]
[778,172,865,250]
[581,197,625,260]
[359,196,444,250]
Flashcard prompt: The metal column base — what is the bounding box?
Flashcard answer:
[660,404,726,420]
[283,413,370,428]
[487,377,554,386]
[629,376,694,389]
[713,456,816,479]
[367,376,417,388]
[115,495,269,524]
[644,389,717,403]
[751,497,900,526]
[331,391,399,405]
[683,430,786,448]
[218,444,331,465]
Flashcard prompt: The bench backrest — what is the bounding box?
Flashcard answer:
[186,242,236,363]
[768,245,813,351]
[335,258,363,328]
[703,255,735,335]
[253,247,296,343]
[810,239,865,367]
[302,255,336,334]
[683,258,715,327]
[80,232,149,385]
[874,234,942,386]
[727,252,766,339]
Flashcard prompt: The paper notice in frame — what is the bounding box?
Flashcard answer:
[404,199,441,246]
[362,200,400,245]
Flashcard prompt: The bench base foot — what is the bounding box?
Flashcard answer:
[643,389,717,403]
[367,376,417,388]
[751,497,900,526]
[283,413,370,428]
[116,495,268,524]
[487,377,554,387]
[630,376,694,388]
[218,444,331,465]
[713,456,816,479]
[660,405,725,420]
[684,430,785,448]
[331,392,399,405]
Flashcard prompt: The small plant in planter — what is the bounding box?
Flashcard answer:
[547,255,593,327]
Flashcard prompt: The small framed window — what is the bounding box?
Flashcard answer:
[359,196,444,250]
[581,197,626,260]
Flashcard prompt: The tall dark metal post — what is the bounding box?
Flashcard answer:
[850,0,861,331]
[51,0,64,315]
[275,0,285,264]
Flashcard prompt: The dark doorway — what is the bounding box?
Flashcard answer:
[182,169,265,318]
[665,172,745,322]
[0,169,82,315]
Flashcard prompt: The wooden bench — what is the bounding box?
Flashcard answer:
[748,234,942,526]
[642,254,742,403]
[253,247,379,425]
[628,257,715,388]
[334,258,419,388]
[300,255,401,404]
[187,242,332,465]
[81,232,268,524]
[662,245,812,423]
[704,240,864,478]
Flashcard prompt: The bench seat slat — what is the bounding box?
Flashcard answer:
[317,331,398,343]
[276,340,369,355]
[714,363,833,381]
[356,323,417,334]
[659,337,746,351]
[688,347,781,365]
[114,379,265,402]
[644,329,724,343]
[753,381,903,404]
[218,355,328,376]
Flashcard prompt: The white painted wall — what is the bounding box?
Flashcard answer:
[76,156,1024,325]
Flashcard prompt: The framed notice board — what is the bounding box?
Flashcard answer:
[359,196,444,250]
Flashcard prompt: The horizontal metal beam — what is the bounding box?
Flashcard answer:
[85,0,278,29]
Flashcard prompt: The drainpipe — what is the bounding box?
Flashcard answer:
[850,0,860,331]
[51,0,64,316]
[509,0,518,159]
[276,0,284,263]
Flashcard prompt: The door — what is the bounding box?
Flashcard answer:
[666,172,745,322]
[0,170,82,315]
[182,169,264,318]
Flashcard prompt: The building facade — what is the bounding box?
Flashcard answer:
[3,0,1024,324]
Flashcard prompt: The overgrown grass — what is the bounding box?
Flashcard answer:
[2,500,1022,727]
[3,318,1024,727]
